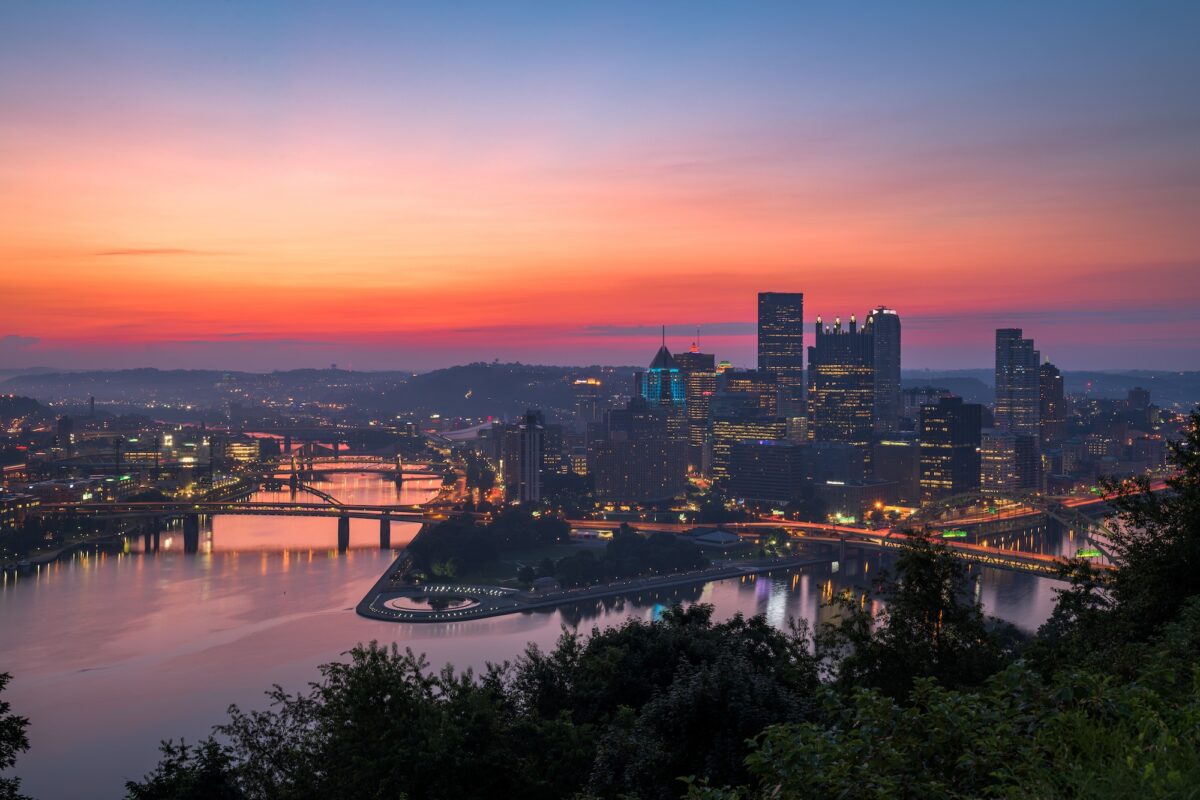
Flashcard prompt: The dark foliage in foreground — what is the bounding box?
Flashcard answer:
[0,673,31,800]
[107,411,1200,798]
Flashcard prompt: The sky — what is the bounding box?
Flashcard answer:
[1,1,1198,372]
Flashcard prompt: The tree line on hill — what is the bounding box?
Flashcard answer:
[2,411,1198,799]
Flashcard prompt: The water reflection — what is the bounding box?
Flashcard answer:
[0,472,1070,800]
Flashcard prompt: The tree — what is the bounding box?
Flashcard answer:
[818,534,1022,698]
[1037,409,1200,673]
[0,673,30,800]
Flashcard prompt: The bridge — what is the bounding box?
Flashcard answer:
[34,499,434,552]
[566,518,1101,576]
[263,454,439,479]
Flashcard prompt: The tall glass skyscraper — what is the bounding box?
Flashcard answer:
[807,314,875,478]
[757,292,805,414]
[674,343,716,474]
[641,340,687,442]
[994,328,1040,438]
[868,306,901,432]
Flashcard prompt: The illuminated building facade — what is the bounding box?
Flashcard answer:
[995,328,1040,438]
[807,314,875,477]
[717,369,778,417]
[710,415,788,485]
[757,292,805,416]
[980,429,1039,496]
[640,339,687,442]
[868,306,902,432]
[674,345,716,474]
[919,396,982,502]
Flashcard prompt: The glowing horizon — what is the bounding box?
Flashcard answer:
[2,2,1198,371]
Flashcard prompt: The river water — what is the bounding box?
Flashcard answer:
[0,468,1073,799]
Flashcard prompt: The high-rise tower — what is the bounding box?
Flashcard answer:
[994,329,1040,438]
[674,338,716,474]
[808,314,875,477]
[868,306,901,432]
[640,332,687,442]
[757,292,805,415]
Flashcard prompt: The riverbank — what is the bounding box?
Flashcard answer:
[357,548,841,623]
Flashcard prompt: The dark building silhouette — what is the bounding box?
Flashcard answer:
[726,439,805,503]
[995,328,1040,439]
[868,306,902,432]
[1039,361,1066,446]
[589,398,686,502]
[872,435,920,505]
[571,377,605,433]
[919,396,982,501]
[757,292,805,416]
[499,410,545,503]
[808,314,875,477]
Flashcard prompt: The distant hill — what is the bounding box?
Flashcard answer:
[904,369,1200,409]
[360,362,638,422]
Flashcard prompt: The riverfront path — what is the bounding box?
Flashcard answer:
[357,550,842,623]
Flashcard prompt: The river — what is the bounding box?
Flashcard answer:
[0,467,1072,799]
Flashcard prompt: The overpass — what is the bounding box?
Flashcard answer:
[566,518,1099,576]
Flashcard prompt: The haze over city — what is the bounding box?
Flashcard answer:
[4,4,1200,800]
[3,2,1199,371]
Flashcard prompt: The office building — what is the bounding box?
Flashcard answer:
[919,397,982,501]
[868,306,902,432]
[872,436,920,505]
[995,328,1040,438]
[757,291,805,415]
[980,429,1039,496]
[589,398,687,502]
[726,439,806,503]
[571,378,605,433]
[807,315,875,477]
[501,410,545,503]
[710,415,788,485]
[717,369,778,416]
[640,337,687,441]
[674,344,716,473]
[1039,362,1066,446]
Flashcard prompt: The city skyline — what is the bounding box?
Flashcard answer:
[3,2,1199,372]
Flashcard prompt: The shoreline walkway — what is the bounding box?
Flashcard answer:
[356,550,839,623]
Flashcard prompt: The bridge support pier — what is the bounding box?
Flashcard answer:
[143,516,162,553]
[337,515,351,553]
[379,515,391,550]
[183,513,200,554]
[839,538,847,565]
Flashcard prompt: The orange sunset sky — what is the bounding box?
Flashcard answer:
[2,2,1198,371]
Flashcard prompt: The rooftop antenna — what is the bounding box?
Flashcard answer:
[691,326,700,353]
[661,324,666,347]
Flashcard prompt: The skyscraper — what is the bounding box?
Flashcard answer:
[808,314,874,477]
[868,306,901,433]
[1039,361,1066,446]
[994,328,1040,438]
[757,292,805,415]
[517,409,544,503]
[919,396,982,502]
[674,342,716,474]
[640,335,688,443]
